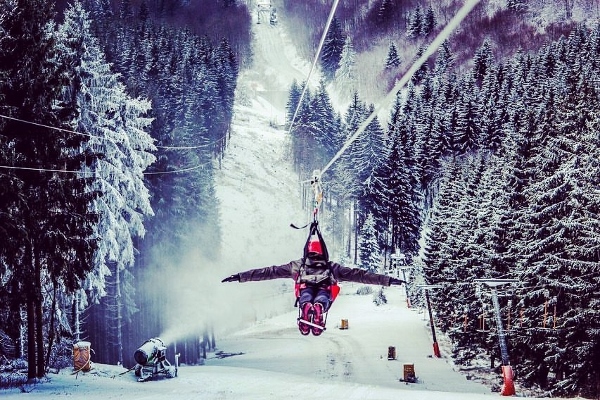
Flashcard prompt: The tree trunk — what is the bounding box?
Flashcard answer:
[353,201,358,264]
[27,296,36,379]
[34,254,45,377]
[72,292,81,342]
[19,306,26,358]
[115,264,124,366]
[45,283,58,371]
[346,206,352,257]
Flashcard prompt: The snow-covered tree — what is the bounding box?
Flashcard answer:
[0,0,97,378]
[406,6,423,38]
[358,213,380,272]
[335,36,357,99]
[56,1,156,364]
[385,42,401,69]
[320,16,345,81]
[422,5,436,36]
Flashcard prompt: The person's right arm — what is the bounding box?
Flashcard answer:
[222,261,297,283]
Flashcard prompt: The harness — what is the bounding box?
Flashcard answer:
[294,222,340,307]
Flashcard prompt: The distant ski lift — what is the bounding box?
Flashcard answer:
[257,0,271,24]
[270,7,278,25]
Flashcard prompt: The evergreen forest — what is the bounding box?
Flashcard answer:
[1,0,600,398]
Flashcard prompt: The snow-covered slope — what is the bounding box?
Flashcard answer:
[0,290,550,399]
[0,3,564,399]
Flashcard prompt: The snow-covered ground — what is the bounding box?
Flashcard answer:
[0,2,564,399]
[0,289,548,399]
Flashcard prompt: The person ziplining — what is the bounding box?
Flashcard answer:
[222,0,481,336]
[221,221,405,336]
[222,171,404,336]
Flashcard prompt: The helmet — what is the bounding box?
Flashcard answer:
[307,236,323,256]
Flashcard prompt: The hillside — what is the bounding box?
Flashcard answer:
[275,0,600,105]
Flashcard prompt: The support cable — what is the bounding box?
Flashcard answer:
[287,0,340,137]
[318,0,481,179]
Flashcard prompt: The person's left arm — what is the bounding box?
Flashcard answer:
[331,263,404,286]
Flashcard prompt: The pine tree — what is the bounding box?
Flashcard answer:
[286,79,303,127]
[358,213,380,272]
[0,0,97,378]
[335,36,357,99]
[385,42,401,69]
[382,96,422,260]
[56,1,156,364]
[320,16,345,81]
[406,6,423,38]
[422,5,436,36]
[473,39,494,84]
[454,75,480,155]
[433,40,454,76]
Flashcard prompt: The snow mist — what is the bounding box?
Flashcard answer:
[150,225,301,346]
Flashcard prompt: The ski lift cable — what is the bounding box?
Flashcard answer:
[0,113,224,151]
[286,0,341,137]
[0,159,213,175]
[317,0,481,179]
[0,114,224,174]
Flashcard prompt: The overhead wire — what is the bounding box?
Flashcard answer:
[300,0,480,227]
[286,0,340,137]
[0,113,224,174]
[318,0,481,178]
[0,114,223,151]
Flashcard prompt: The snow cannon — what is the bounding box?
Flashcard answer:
[133,338,178,382]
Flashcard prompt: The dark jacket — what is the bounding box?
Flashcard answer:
[238,258,392,286]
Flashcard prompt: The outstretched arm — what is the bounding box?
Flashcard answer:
[332,263,405,286]
[221,261,297,283]
[222,274,240,282]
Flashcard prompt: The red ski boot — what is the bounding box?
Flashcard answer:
[311,303,325,336]
[298,303,312,336]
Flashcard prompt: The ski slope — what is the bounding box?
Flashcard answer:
[0,290,548,399]
[0,2,555,399]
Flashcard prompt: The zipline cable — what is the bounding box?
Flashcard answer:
[318,0,481,179]
[297,0,479,229]
[286,0,340,137]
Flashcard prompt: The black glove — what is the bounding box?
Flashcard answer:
[389,278,405,286]
[221,274,240,283]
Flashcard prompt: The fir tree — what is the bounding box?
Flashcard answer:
[406,6,423,38]
[56,1,156,364]
[320,16,345,81]
[385,42,401,69]
[422,5,436,36]
[358,213,380,272]
[0,0,97,378]
[335,36,357,99]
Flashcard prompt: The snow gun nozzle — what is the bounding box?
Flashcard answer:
[134,337,166,366]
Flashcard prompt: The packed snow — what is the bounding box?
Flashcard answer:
[4,289,550,400]
[0,2,569,399]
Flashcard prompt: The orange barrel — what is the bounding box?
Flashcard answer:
[73,341,92,372]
